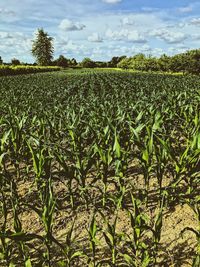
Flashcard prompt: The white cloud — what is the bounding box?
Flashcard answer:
[0,32,13,38]
[90,47,105,60]
[127,31,147,43]
[0,8,15,16]
[121,17,135,26]
[178,5,193,13]
[55,39,83,52]
[54,37,69,50]
[106,29,121,40]
[102,0,122,3]
[190,18,200,26]
[141,7,160,13]
[150,29,188,44]
[0,31,33,62]
[0,7,17,22]
[88,33,103,42]
[105,44,165,57]
[106,29,147,43]
[191,34,200,40]
[63,40,79,51]
[0,31,30,42]
[133,44,152,54]
[178,23,186,28]
[168,46,188,54]
[59,19,85,31]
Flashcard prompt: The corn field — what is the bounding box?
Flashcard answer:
[0,70,200,267]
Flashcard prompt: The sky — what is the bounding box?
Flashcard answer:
[1,0,200,63]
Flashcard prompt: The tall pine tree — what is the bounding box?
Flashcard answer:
[32,28,54,66]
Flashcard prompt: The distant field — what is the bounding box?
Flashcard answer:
[0,70,200,266]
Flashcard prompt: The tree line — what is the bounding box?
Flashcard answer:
[1,28,200,74]
[117,51,200,74]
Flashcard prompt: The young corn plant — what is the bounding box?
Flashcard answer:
[59,218,83,267]
[159,131,200,203]
[10,179,33,266]
[129,119,151,204]
[94,125,113,208]
[154,135,170,199]
[102,214,123,266]
[150,196,165,265]
[155,134,186,203]
[184,130,200,195]
[124,194,151,267]
[68,126,95,209]
[112,130,128,209]
[64,219,83,267]
[27,138,52,201]
[0,127,13,265]
[41,177,56,267]
[7,111,27,180]
[140,110,163,204]
[54,150,75,209]
[181,196,200,267]
[141,125,154,205]
[87,214,101,267]
[0,182,13,265]
[27,138,57,266]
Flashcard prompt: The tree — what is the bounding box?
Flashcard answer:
[158,54,170,72]
[55,55,69,67]
[0,56,3,65]
[70,58,77,67]
[95,61,107,68]
[11,58,20,65]
[81,58,96,68]
[117,57,131,69]
[185,49,200,74]
[108,56,126,67]
[31,28,54,66]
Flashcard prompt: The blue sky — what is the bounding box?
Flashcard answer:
[0,0,200,63]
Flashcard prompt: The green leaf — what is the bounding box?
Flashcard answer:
[123,254,136,266]
[142,251,150,267]
[0,152,7,167]
[192,255,200,267]
[89,216,97,238]
[113,133,121,158]
[136,111,144,122]
[103,232,113,248]
[142,149,149,163]
[25,259,32,267]
[71,251,84,259]
[0,253,5,260]
[58,260,66,267]
[175,164,180,174]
